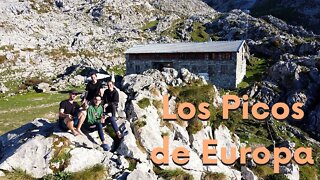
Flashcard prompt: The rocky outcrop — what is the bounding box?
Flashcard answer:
[203,0,320,34]
[0,68,249,179]
[0,83,8,93]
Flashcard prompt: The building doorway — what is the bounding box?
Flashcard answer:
[152,62,173,71]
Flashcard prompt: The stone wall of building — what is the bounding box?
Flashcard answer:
[235,46,247,86]
[126,53,242,89]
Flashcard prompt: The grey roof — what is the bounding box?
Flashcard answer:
[125,40,245,54]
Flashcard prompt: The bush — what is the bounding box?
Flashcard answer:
[134,120,147,129]
[137,98,151,109]
[0,55,7,64]
[126,158,138,171]
[70,164,106,180]
[142,20,159,31]
[153,167,194,180]
[169,84,216,134]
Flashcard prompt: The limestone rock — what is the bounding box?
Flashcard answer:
[121,74,153,94]
[241,166,258,180]
[0,83,9,93]
[116,121,148,162]
[127,162,157,180]
[117,88,128,118]
[0,170,4,177]
[64,148,107,172]
[34,82,51,93]
[190,126,213,155]
[280,163,299,180]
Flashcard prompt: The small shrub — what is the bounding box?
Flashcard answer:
[0,55,7,64]
[126,158,138,171]
[0,45,14,51]
[108,64,126,76]
[299,165,318,180]
[153,167,194,180]
[152,100,162,110]
[252,165,274,178]
[137,98,151,109]
[202,172,226,180]
[23,77,51,87]
[43,171,71,180]
[186,118,203,134]
[105,125,116,139]
[169,84,216,134]
[70,164,106,180]
[134,120,147,129]
[4,169,35,180]
[50,136,72,172]
[142,20,159,31]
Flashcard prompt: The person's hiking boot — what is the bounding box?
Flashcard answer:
[101,144,110,151]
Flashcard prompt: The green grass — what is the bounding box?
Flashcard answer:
[153,167,194,180]
[43,171,71,180]
[299,165,318,180]
[191,22,209,42]
[126,158,138,171]
[69,164,106,180]
[169,84,216,134]
[237,56,268,89]
[108,64,126,76]
[0,92,73,135]
[104,124,116,139]
[2,169,35,180]
[141,20,159,31]
[137,98,151,109]
[252,165,274,178]
[44,164,106,180]
[161,18,185,39]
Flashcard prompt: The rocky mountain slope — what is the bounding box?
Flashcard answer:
[1,68,320,179]
[1,0,320,179]
[203,0,320,34]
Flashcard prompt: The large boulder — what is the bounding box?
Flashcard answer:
[127,162,157,180]
[241,166,258,180]
[121,74,154,94]
[34,82,51,93]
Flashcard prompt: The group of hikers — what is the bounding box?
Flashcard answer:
[58,71,122,151]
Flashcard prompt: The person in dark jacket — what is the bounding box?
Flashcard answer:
[102,81,119,117]
[84,72,103,103]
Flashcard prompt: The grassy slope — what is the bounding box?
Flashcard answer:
[0,92,82,135]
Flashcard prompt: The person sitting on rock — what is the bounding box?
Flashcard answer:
[102,80,119,118]
[84,71,103,104]
[58,90,87,136]
[84,95,122,151]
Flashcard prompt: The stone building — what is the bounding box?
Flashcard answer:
[125,40,249,89]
